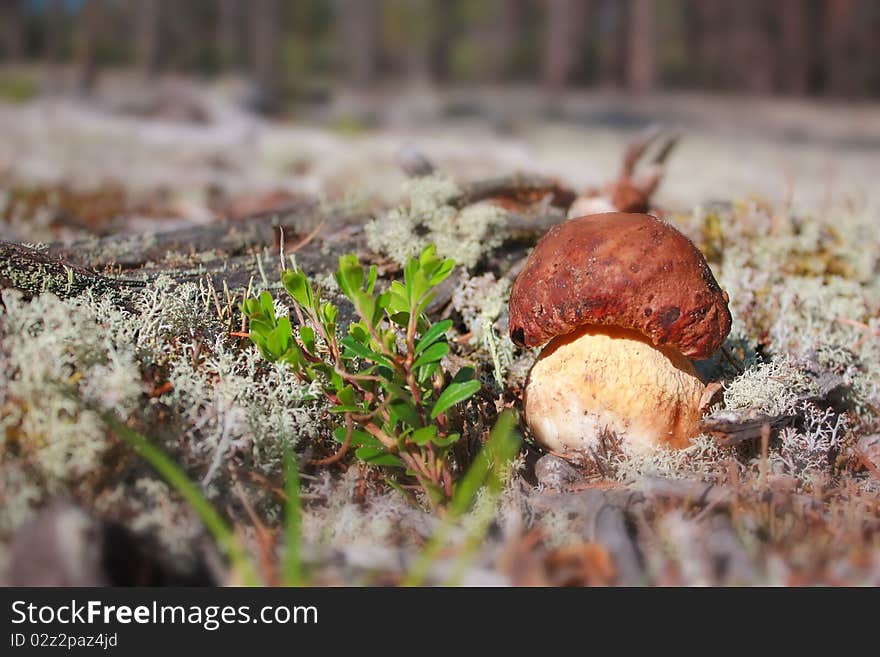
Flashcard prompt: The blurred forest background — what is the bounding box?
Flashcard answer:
[1,0,880,113]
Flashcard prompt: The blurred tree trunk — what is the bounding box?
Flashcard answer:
[45,0,66,66]
[1,0,25,62]
[216,0,241,70]
[337,0,379,86]
[595,0,626,87]
[481,0,521,82]
[731,0,774,93]
[624,0,656,92]
[824,0,861,97]
[136,0,162,78]
[777,0,810,95]
[430,0,454,82]
[406,0,435,85]
[692,0,730,89]
[541,0,587,92]
[248,0,281,112]
[76,0,102,94]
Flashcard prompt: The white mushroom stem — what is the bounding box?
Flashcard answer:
[524,325,706,456]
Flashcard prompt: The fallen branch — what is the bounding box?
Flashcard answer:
[0,240,145,300]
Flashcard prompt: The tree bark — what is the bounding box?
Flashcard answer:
[45,0,67,66]
[248,0,281,112]
[624,0,656,92]
[337,0,379,87]
[731,0,775,93]
[541,0,587,92]
[595,0,626,87]
[777,0,810,95]
[76,0,102,94]
[215,0,241,70]
[0,0,25,62]
[480,0,521,82]
[824,0,861,97]
[136,0,162,78]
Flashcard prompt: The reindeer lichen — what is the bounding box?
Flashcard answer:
[365,174,507,268]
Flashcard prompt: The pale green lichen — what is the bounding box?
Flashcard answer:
[721,357,817,416]
[606,434,728,482]
[450,272,529,386]
[452,272,509,341]
[0,273,326,567]
[1,290,143,488]
[167,333,323,479]
[365,175,507,268]
[769,402,850,483]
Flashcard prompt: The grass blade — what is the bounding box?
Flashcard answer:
[103,412,260,586]
[282,446,304,586]
[403,410,522,586]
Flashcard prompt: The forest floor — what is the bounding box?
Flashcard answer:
[1,76,879,585]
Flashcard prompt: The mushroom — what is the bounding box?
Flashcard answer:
[567,129,678,219]
[509,212,731,456]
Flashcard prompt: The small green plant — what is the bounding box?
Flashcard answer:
[242,245,482,508]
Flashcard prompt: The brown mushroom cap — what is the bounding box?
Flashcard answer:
[509,212,731,359]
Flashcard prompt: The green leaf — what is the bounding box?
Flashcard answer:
[451,410,521,515]
[341,334,390,366]
[241,297,261,317]
[416,361,439,384]
[355,447,404,467]
[412,341,449,369]
[415,319,452,354]
[259,290,276,321]
[299,325,316,354]
[388,311,410,327]
[248,318,274,337]
[430,380,481,419]
[430,259,454,285]
[335,254,364,298]
[388,281,409,314]
[366,265,378,294]
[411,426,437,446]
[432,431,460,447]
[320,302,338,328]
[329,385,361,413]
[348,322,370,344]
[266,317,292,358]
[389,398,421,429]
[333,426,382,449]
[452,366,476,384]
[281,270,314,309]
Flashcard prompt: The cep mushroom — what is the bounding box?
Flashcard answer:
[509,212,731,456]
